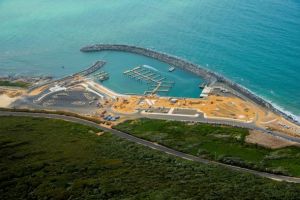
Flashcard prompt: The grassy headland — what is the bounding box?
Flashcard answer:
[0,80,30,88]
[1,116,300,199]
[114,118,300,177]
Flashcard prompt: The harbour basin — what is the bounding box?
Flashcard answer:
[90,51,203,98]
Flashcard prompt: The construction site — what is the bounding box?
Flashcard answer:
[1,59,299,141]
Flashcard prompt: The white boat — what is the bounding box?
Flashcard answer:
[168,66,175,72]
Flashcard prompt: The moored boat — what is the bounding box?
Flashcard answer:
[168,66,175,72]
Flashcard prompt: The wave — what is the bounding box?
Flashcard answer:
[267,101,300,123]
[142,65,158,72]
[241,86,300,123]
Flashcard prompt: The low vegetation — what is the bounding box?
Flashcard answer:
[0,80,30,88]
[1,116,300,199]
[115,118,300,177]
[0,107,103,124]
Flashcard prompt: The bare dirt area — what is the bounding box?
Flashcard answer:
[28,85,49,96]
[245,130,297,149]
[0,88,25,98]
[0,88,26,107]
[112,96,149,113]
[0,94,19,107]
[96,132,104,136]
[256,110,300,138]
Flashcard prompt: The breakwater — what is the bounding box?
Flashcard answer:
[81,44,216,81]
[80,44,298,124]
[73,60,106,77]
[28,60,106,93]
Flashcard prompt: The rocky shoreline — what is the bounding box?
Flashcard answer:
[27,60,106,93]
[80,44,299,125]
[0,75,52,84]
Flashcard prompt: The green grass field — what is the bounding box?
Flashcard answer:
[0,80,30,88]
[1,116,300,199]
[115,118,300,177]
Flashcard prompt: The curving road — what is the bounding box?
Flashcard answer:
[138,111,300,143]
[1,111,300,183]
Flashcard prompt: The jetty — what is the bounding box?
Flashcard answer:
[74,60,106,77]
[28,60,106,93]
[93,71,109,82]
[123,66,174,95]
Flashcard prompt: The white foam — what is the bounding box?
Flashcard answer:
[142,65,158,72]
[241,86,300,123]
[269,101,300,122]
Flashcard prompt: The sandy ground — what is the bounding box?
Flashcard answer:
[255,109,300,137]
[0,88,26,107]
[28,85,49,96]
[85,80,124,98]
[82,79,254,122]
[110,94,300,136]
[111,95,256,123]
[96,132,104,136]
[112,96,149,113]
[0,87,25,97]
[245,130,296,149]
[262,117,300,137]
[0,94,20,107]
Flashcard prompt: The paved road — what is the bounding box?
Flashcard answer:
[126,110,300,144]
[1,111,300,183]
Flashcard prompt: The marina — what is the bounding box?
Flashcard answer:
[1,0,299,123]
[81,44,300,124]
[123,66,175,95]
[92,51,202,98]
[1,1,300,197]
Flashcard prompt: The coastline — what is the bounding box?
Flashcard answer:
[80,44,299,125]
[27,60,106,93]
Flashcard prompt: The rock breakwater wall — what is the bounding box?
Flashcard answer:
[28,61,106,93]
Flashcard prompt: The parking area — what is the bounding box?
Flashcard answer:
[145,107,170,114]
[172,108,198,115]
[39,89,100,109]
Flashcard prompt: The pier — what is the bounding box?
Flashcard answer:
[123,66,174,95]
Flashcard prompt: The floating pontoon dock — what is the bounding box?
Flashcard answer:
[123,66,174,95]
[92,71,109,82]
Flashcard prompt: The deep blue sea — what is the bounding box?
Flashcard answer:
[0,0,299,119]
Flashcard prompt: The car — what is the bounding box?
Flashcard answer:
[107,116,112,121]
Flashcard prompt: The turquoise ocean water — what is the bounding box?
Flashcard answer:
[0,1,299,119]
